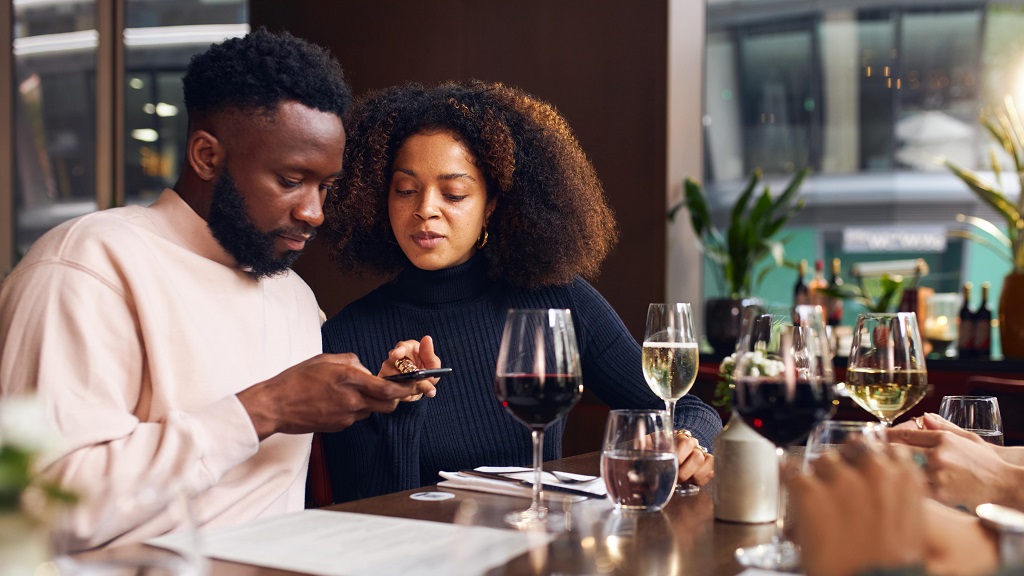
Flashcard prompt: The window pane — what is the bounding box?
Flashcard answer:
[12,0,98,257]
[123,0,248,206]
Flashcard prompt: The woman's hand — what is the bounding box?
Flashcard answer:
[380,336,442,401]
[887,413,1023,510]
[673,429,714,486]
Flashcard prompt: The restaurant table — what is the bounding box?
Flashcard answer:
[204,451,778,576]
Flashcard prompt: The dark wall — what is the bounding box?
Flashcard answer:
[251,0,668,341]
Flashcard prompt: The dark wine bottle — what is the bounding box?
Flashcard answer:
[794,259,809,306]
[809,259,828,309]
[958,282,975,359]
[975,281,992,360]
[827,258,844,326]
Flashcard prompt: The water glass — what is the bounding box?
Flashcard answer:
[601,409,677,512]
[804,420,888,466]
[939,395,1004,445]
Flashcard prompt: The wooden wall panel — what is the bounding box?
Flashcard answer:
[251,0,667,341]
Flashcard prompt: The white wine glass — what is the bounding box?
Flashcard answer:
[731,305,835,571]
[642,303,699,495]
[495,309,583,530]
[845,312,928,426]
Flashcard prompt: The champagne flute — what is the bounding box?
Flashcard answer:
[845,312,928,426]
[732,305,835,571]
[495,309,583,530]
[642,303,700,495]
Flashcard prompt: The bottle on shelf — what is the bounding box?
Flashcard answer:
[827,257,844,326]
[809,259,828,309]
[958,282,975,359]
[975,281,992,360]
[794,259,809,306]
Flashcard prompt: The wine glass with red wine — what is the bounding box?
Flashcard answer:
[495,308,583,530]
[731,304,835,571]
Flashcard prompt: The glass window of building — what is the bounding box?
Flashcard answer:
[12,0,98,258]
[6,0,247,261]
[703,1,1024,355]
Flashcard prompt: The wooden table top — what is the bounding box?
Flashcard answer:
[205,451,776,575]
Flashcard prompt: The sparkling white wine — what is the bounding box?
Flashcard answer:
[844,367,928,424]
[642,342,699,400]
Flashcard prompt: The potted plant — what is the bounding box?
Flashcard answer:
[669,168,809,353]
[945,96,1024,357]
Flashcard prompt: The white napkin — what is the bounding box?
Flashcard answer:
[437,467,607,502]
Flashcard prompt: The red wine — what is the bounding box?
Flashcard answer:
[733,377,834,446]
[496,374,582,430]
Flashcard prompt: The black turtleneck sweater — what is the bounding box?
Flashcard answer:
[321,254,723,503]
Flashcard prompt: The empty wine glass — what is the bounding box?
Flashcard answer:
[495,309,583,530]
[731,305,835,571]
[939,395,1004,445]
[642,303,699,495]
[845,312,928,426]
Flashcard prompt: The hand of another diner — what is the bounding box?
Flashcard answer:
[887,413,1020,510]
[238,353,417,440]
[674,430,714,486]
[788,445,926,576]
[906,412,1024,466]
[921,498,999,576]
[380,336,441,401]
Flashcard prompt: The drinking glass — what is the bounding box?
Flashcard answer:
[642,303,699,495]
[804,420,888,467]
[939,395,1004,445]
[495,309,584,530]
[601,409,678,512]
[846,312,929,426]
[731,305,835,571]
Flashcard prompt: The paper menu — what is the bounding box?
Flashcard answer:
[149,509,553,576]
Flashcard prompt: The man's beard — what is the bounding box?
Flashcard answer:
[207,169,315,279]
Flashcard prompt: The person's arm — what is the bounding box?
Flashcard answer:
[0,264,413,550]
[565,280,721,485]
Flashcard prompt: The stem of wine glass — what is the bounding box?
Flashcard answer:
[530,429,546,518]
[773,447,786,547]
[664,399,676,429]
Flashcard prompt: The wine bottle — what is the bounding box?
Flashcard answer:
[809,259,828,309]
[958,282,975,359]
[975,281,992,360]
[827,258,844,326]
[794,259,809,306]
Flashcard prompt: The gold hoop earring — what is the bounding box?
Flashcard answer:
[476,227,489,249]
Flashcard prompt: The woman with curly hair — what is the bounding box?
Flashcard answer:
[320,80,722,502]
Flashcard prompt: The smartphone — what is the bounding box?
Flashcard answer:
[382,367,453,383]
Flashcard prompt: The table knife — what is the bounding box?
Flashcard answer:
[458,469,605,499]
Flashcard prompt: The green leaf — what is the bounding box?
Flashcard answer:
[682,178,712,237]
[768,167,810,217]
[729,168,762,229]
[947,230,1012,263]
[945,160,1021,224]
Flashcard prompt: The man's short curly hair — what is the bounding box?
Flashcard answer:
[182,27,351,121]
[325,80,618,289]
